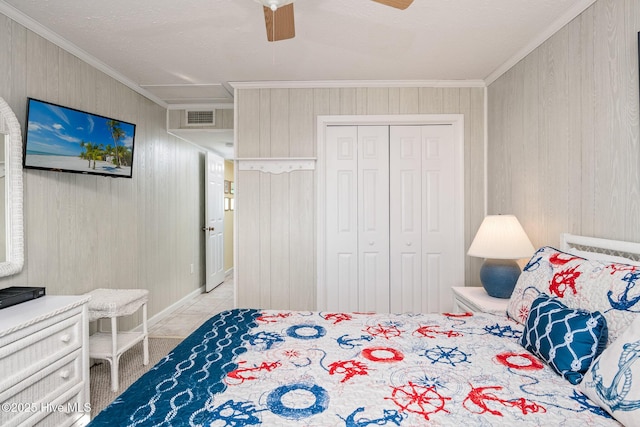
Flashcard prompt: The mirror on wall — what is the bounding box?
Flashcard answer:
[0,97,24,276]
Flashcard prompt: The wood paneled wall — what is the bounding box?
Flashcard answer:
[0,14,207,327]
[235,86,486,310]
[488,0,640,248]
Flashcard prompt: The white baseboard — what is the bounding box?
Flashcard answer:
[131,285,205,333]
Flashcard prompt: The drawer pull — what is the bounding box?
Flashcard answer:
[60,370,70,380]
[60,333,71,343]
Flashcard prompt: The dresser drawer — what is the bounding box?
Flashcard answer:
[34,387,89,427]
[0,349,83,427]
[0,313,83,392]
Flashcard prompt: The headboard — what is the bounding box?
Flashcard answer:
[560,233,640,264]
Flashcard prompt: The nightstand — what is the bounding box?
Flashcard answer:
[452,286,509,315]
[86,288,149,392]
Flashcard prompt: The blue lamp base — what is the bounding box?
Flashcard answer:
[480,259,521,299]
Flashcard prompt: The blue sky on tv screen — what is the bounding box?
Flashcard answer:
[26,99,135,157]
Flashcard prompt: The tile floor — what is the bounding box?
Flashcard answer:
[148,274,234,338]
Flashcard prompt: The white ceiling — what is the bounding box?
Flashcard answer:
[1,0,595,155]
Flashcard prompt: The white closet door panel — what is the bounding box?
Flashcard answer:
[421,125,457,312]
[337,253,357,312]
[399,253,421,312]
[424,253,442,313]
[399,171,419,232]
[425,172,440,232]
[390,126,423,313]
[358,126,389,312]
[326,126,359,311]
[337,171,355,232]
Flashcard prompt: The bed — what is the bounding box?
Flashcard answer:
[88,234,640,426]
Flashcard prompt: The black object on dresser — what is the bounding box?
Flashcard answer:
[0,286,46,309]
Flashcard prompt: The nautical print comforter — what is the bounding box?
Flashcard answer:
[89,308,620,426]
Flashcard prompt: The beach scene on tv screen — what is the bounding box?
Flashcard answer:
[25,99,135,177]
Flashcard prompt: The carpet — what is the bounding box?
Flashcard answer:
[89,337,183,418]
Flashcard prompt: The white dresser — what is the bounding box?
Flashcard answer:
[0,296,91,427]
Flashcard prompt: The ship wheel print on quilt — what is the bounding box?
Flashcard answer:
[203,399,263,426]
[363,322,404,340]
[421,345,470,366]
[386,381,451,421]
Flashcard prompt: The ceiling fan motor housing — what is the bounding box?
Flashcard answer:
[258,0,413,42]
[257,0,294,11]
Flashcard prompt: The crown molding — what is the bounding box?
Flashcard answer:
[229,80,486,90]
[0,1,168,108]
[484,0,597,85]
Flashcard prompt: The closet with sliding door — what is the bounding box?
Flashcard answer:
[319,120,464,314]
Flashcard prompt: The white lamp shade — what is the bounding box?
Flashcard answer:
[467,215,535,259]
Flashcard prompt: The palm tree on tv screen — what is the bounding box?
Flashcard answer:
[106,119,125,168]
[80,141,103,170]
[80,140,91,167]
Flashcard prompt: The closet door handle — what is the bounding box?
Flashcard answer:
[202,227,215,231]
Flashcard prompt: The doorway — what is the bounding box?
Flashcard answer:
[204,151,225,292]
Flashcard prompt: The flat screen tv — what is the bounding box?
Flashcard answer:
[24,98,136,178]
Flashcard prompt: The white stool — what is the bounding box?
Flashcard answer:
[87,288,149,392]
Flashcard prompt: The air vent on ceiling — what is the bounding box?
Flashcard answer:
[185,109,215,126]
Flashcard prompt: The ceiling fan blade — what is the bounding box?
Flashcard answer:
[371,0,414,10]
[263,3,295,42]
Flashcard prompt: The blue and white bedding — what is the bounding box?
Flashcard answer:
[89,308,620,426]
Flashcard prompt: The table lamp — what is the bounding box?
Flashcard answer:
[467,215,535,298]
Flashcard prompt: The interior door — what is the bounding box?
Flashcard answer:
[325,126,389,312]
[357,126,390,312]
[390,125,459,313]
[325,126,359,311]
[205,151,225,292]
